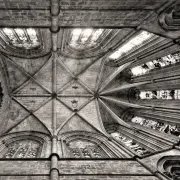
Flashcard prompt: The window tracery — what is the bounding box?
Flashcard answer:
[111,132,151,156]
[137,90,180,100]
[3,140,41,158]
[69,28,104,50]
[70,145,105,158]
[68,140,107,158]
[131,116,180,137]
[109,31,154,60]
[131,53,180,77]
[0,28,40,50]
[80,147,91,158]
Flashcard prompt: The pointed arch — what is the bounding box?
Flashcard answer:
[59,131,132,158]
[0,132,51,158]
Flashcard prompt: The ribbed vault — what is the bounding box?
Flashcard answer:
[0,49,133,137]
[0,0,180,179]
[0,26,180,158]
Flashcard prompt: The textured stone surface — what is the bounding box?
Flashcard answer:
[0,1,179,179]
[0,175,159,180]
[0,177,49,180]
[0,161,50,175]
[59,10,150,27]
[0,0,167,10]
[59,176,159,180]
[0,10,51,26]
[59,160,151,174]
[0,0,50,9]
[140,149,180,173]
[0,176,50,180]
[59,0,167,9]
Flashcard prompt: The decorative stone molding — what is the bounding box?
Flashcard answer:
[0,29,51,58]
[59,131,131,158]
[128,87,140,103]
[159,3,180,30]
[0,132,51,158]
[158,156,180,180]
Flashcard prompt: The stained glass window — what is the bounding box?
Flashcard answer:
[138,90,180,100]
[175,90,180,99]
[131,53,180,77]
[3,140,41,158]
[80,147,91,158]
[131,116,180,137]
[70,145,106,158]
[111,132,151,156]
[69,28,104,49]
[0,28,40,50]
[109,31,154,60]
[68,140,107,158]
[71,148,81,158]
[89,146,103,158]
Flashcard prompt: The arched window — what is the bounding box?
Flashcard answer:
[2,139,42,158]
[131,116,180,137]
[70,28,104,50]
[67,140,108,158]
[0,28,40,50]
[109,31,154,60]
[138,89,180,100]
[131,52,180,77]
[111,132,151,156]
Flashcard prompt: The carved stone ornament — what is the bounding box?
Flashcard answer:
[159,3,180,30]
[158,156,180,180]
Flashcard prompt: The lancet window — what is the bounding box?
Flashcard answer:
[70,145,106,158]
[0,28,40,49]
[69,28,104,49]
[111,132,151,156]
[138,90,180,100]
[109,31,154,60]
[131,116,180,137]
[3,139,41,158]
[68,140,108,158]
[131,53,180,77]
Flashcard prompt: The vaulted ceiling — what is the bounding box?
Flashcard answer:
[0,0,180,139]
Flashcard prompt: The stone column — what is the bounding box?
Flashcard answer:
[50,136,59,180]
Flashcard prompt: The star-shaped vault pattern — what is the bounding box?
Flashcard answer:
[0,52,149,138]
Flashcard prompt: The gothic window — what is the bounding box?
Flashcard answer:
[109,31,154,60]
[89,145,104,158]
[131,116,180,137]
[69,28,104,49]
[131,52,180,77]
[111,132,151,156]
[0,28,40,50]
[80,147,91,158]
[139,91,155,99]
[131,66,150,77]
[68,140,107,158]
[3,139,41,158]
[71,148,81,158]
[70,145,106,158]
[175,90,180,99]
[138,90,179,100]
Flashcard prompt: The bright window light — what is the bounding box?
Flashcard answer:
[70,28,104,49]
[2,28,40,49]
[109,31,154,60]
